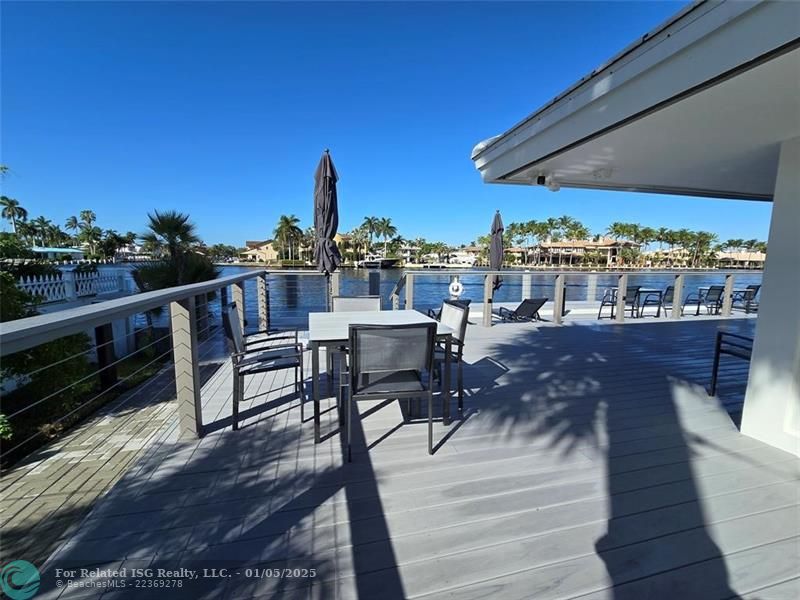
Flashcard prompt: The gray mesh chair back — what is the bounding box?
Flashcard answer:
[223,303,246,354]
[745,284,761,297]
[440,302,468,345]
[350,323,435,382]
[332,295,382,312]
[345,322,437,460]
[705,285,725,303]
[663,285,675,304]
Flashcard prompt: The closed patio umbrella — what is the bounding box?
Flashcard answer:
[313,149,342,275]
[490,210,504,290]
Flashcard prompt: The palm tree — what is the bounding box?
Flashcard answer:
[79,210,96,228]
[376,217,397,256]
[273,214,302,261]
[361,216,380,253]
[1,196,27,234]
[30,216,52,246]
[79,226,103,256]
[349,226,368,263]
[140,210,200,277]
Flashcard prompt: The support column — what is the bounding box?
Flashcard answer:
[721,274,735,316]
[257,273,269,331]
[553,274,565,325]
[405,273,414,311]
[522,273,532,301]
[615,274,628,323]
[482,275,493,327]
[671,274,684,319]
[741,136,800,457]
[170,297,203,439]
[233,281,245,332]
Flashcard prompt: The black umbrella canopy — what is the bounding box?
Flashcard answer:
[490,210,504,290]
[313,149,343,274]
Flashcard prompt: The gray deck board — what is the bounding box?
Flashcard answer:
[38,317,799,599]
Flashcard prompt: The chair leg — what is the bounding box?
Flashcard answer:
[428,392,434,455]
[232,373,240,431]
[346,387,353,463]
[457,360,464,414]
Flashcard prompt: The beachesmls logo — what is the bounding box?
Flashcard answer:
[0,560,40,599]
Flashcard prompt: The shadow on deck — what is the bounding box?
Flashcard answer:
[28,318,800,598]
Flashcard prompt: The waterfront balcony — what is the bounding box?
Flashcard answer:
[1,270,797,599]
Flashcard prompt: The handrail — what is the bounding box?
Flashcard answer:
[0,271,265,357]
[393,268,763,277]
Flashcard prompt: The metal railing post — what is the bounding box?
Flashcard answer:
[522,273,532,301]
[170,296,203,439]
[405,273,414,311]
[95,323,118,391]
[482,275,493,327]
[233,281,245,332]
[672,274,684,319]
[220,285,228,314]
[329,271,340,310]
[722,273,735,316]
[257,273,269,331]
[553,274,565,324]
[615,273,628,322]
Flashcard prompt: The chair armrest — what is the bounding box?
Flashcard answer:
[427,308,439,319]
[232,343,303,359]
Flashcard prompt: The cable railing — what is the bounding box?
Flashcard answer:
[390,269,763,326]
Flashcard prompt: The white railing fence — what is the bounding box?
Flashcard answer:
[17,271,127,303]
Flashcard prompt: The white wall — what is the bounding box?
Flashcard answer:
[741,136,800,456]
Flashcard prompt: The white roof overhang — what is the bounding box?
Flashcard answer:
[472,0,800,201]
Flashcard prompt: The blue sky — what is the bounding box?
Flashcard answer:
[1,1,772,246]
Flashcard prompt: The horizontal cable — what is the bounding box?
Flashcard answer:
[5,347,175,455]
[6,332,173,420]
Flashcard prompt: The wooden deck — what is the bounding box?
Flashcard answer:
[38,317,799,599]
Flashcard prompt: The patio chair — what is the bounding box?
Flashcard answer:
[329,295,382,403]
[597,286,641,319]
[497,298,548,322]
[224,301,299,348]
[639,286,674,318]
[222,304,304,430]
[331,295,382,312]
[340,322,436,460]
[427,298,471,320]
[732,284,760,313]
[432,301,469,413]
[683,285,725,315]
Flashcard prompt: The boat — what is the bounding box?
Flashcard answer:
[356,254,400,269]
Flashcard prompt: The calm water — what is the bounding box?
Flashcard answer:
[94,265,763,330]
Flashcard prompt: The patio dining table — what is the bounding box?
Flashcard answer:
[307,309,454,443]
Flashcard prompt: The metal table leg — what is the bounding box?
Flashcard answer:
[311,340,320,443]
[443,335,452,426]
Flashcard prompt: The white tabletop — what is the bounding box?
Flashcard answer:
[308,310,453,343]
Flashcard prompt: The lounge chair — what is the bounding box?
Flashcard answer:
[597,286,641,319]
[339,322,437,460]
[732,284,760,314]
[497,298,548,322]
[683,285,724,315]
[222,303,304,429]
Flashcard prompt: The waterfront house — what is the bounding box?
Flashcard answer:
[539,237,640,266]
[30,246,85,261]
[716,250,766,269]
[239,239,279,263]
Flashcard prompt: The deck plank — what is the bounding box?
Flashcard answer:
[34,317,799,599]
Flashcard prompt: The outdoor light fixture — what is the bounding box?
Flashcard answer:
[535,173,561,191]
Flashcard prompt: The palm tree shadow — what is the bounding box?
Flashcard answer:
[470,319,752,598]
